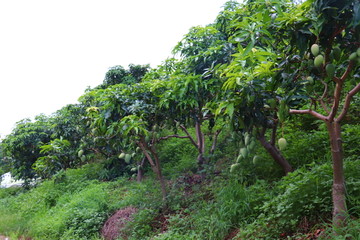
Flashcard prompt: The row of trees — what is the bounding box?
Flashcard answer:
[1,0,360,229]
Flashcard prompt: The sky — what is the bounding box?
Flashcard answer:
[0,0,230,138]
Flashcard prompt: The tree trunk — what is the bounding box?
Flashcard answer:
[257,134,293,175]
[195,121,206,167]
[327,121,347,227]
[137,157,146,182]
[152,151,167,200]
[210,130,221,155]
[138,141,167,200]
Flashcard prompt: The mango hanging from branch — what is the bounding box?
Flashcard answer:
[278,138,287,151]
[125,154,132,164]
[349,52,358,61]
[326,64,335,79]
[314,55,324,67]
[311,44,320,56]
[252,155,260,165]
[333,47,341,61]
[230,163,240,173]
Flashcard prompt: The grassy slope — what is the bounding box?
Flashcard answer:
[0,124,360,239]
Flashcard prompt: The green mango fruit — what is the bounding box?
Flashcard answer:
[349,52,358,61]
[125,154,131,164]
[306,76,314,84]
[326,64,335,79]
[253,155,260,165]
[78,149,84,158]
[333,47,341,61]
[311,44,320,56]
[240,147,248,158]
[278,138,287,151]
[314,55,324,67]
[230,163,240,173]
[248,140,256,151]
[245,135,250,146]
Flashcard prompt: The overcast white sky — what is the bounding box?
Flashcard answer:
[0,0,230,138]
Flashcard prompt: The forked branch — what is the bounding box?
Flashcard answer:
[338,82,360,122]
[327,61,354,121]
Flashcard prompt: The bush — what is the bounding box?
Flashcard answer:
[28,182,109,239]
[0,164,140,239]
[237,159,360,238]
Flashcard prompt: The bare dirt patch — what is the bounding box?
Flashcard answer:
[101,206,138,240]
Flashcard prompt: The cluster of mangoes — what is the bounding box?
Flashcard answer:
[311,44,338,78]
[118,152,133,164]
[307,43,360,85]
[230,132,258,172]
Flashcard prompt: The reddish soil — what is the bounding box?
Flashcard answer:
[101,206,138,240]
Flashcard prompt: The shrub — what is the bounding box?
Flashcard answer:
[237,159,360,238]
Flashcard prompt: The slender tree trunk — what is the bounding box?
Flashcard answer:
[138,141,167,200]
[257,134,293,175]
[195,121,206,167]
[148,144,167,200]
[152,152,167,200]
[210,130,221,155]
[327,121,347,227]
[137,157,146,182]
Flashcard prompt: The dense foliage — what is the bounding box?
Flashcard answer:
[1,0,360,239]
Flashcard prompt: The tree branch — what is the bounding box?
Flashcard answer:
[195,121,204,154]
[179,124,199,149]
[270,121,277,146]
[338,82,360,122]
[210,129,221,154]
[158,135,189,142]
[327,82,343,121]
[137,140,156,167]
[290,109,327,121]
[340,61,354,83]
[327,61,354,121]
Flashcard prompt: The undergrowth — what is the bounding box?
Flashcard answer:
[0,125,360,239]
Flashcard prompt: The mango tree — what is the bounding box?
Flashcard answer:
[79,86,131,161]
[219,0,360,227]
[84,80,193,200]
[159,25,235,169]
[49,104,91,166]
[1,115,52,185]
[216,0,303,175]
[286,0,360,227]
